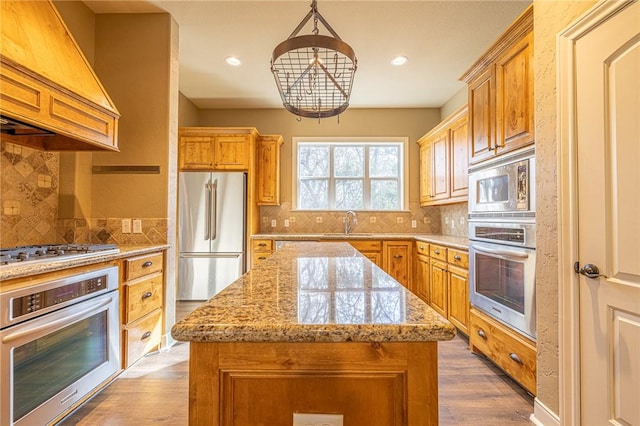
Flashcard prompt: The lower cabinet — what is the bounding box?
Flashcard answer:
[349,240,382,268]
[382,241,412,288]
[120,251,164,368]
[414,242,430,303]
[469,308,537,395]
[251,239,274,266]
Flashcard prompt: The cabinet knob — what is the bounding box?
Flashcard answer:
[419,245,425,250]
[393,254,403,259]
[141,291,153,300]
[141,331,152,341]
[142,261,153,268]
[509,353,524,365]
[477,329,487,339]
[434,249,440,255]
[454,255,461,261]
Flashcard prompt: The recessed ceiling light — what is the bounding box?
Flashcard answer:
[225,56,242,66]
[391,56,409,66]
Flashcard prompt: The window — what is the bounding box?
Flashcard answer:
[294,138,407,211]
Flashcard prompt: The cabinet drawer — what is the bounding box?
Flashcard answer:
[125,272,163,323]
[349,240,382,252]
[415,241,430,256]
[252,239,274,253]
[124,309,162,367]
[429,244,447,261]
[125,252,163,280]
[469,309,536,394]
[447,249,469,268]
[252,252,271,266]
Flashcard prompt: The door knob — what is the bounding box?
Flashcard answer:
[574,262,606,279]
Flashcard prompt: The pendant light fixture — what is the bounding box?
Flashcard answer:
[270,0,357,120]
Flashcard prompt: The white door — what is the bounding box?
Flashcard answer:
[575,1,640,424]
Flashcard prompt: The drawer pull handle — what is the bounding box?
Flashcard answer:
[258,243,267,247]
[393,254,403,259]
[509,353,524,365]
[258,256,267,260]
[419,245,425,250]
[434,249,440,255]
[477,329,487,339]
[454,255,461,261]
[141,291,153,300]
[141,331,152,340]
[142,261,153,268]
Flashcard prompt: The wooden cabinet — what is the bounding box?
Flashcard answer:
[251,239,274,267]
[447,264,469,334]
[429,259,448,318]
[121,251,164,368]
[382,241,412,288]
[461,5,534,165]
[178,127,257,171]
[256,135,283,205]
[413,242,430,303]
[417,105,469,206]
[470,308,536,395]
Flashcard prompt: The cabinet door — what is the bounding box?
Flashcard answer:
[214,135,249,170]
[383,241,412,288]
[449,114,469,199]
[447,265,469,334]
[468,66,496,165]
[430,133,449,201]
[179,136,214,170]
[429,260,448,318]
[495,31,534,155]
[414,254,430,304]
[256,138,281,205]
[418,142,432,205]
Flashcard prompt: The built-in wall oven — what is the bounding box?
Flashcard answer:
[468,147,536,340]
[1,266,120,426]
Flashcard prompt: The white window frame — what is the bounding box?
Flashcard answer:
[292,137,409,211]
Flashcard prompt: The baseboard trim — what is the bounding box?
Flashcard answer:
[530,398,560,426]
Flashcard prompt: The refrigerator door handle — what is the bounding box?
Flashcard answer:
[205,180,212,240]
[211,179,218,241]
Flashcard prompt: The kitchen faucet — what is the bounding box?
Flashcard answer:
[344,210,357,235]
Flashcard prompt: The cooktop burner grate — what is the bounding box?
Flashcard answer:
[0,244,119,266]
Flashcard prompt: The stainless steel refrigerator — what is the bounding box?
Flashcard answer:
[178,171,246,300]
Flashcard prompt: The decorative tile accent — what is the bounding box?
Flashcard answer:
[56,218,169,245]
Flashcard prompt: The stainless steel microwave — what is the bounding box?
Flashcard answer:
[468,153,535,217]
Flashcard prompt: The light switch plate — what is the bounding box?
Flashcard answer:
[132,219,142,234]
[121,219,131,234]
[293,413,343,426]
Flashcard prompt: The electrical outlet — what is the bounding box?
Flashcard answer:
[293,413,343,426]
[121,219,131,234]
[451,220,456,229]
[284,219,290,227]
[459,216,466,225]
[316,216,323,223]
[370,216,376,223]
[396,217,403,224]
[271,219,277,227]
[411,220,417,228]
[132,219,142,234]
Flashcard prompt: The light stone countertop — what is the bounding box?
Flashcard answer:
[171,241,456,344]
[252,233,469,250]
[0,245,170,282]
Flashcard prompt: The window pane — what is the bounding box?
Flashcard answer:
[334,146,364,177]
[370,146,399,177]
[335,179,364,210]
[335,291,365,323]
[299,179,329,209]
[299,146,329,177]
[371,179,399,210]
[336,257,364,289]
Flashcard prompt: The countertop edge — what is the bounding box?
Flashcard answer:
[252,233,469,250]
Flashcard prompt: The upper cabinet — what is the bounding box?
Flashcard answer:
[0,1,120,151]
[418,105,469,206]
[256,135,283,205]
[178,127,258,171]
[461,5,534,165]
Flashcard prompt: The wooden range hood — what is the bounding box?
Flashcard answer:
[0,1,119,151]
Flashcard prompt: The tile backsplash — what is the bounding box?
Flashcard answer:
[440,203,469,237]
[1,142,168,247]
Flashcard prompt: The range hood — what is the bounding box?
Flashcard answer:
[0,1,120,151]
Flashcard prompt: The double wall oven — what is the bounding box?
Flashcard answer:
[1,245,121,426]
[468,148,536,339]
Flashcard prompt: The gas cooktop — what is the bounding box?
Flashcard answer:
[0,244,120,266]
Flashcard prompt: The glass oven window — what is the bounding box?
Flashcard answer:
[13,311,108,422]
[477,174,509,203]
[475,252,525,314]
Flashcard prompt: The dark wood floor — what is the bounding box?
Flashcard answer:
[61,302,533,425]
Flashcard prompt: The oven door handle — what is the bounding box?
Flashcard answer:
[1,296,114,344]
[472,245,530,259]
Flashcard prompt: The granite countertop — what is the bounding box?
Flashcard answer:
[171,241,456,344]
[0,244,170,282]
[252,233,469,250]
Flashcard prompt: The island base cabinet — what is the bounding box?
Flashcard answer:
[189,341,439,426]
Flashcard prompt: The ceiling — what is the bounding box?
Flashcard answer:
[83,1,531,110]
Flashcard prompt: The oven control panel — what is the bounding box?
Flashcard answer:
[11,276,107,318]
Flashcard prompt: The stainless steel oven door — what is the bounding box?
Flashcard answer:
[469,240,536,339]
[0,291,120,426]
[468,154,535,216]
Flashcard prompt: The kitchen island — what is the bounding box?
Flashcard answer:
[172,242,456,426]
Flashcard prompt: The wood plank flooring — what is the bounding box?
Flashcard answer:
[60,302,533,425]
